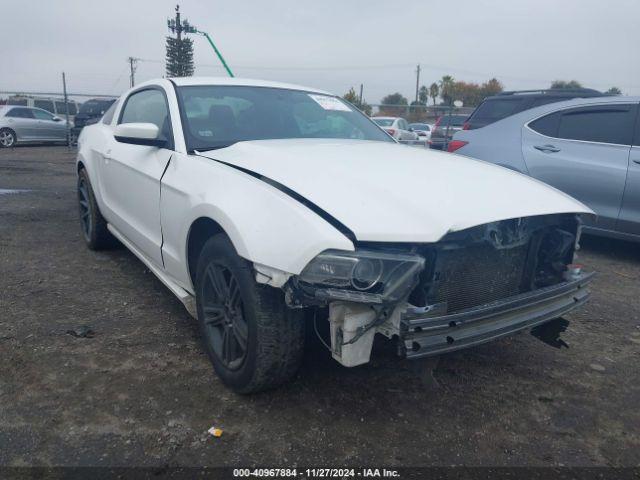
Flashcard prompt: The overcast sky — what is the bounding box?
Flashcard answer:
[3,0,640,103]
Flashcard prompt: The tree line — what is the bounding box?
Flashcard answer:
[344,76,624,119]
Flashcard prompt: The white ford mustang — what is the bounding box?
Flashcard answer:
[77,77,594,393]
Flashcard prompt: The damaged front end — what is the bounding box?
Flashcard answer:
[283,213,593,367]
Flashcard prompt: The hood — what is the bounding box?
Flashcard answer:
[198,139,593,243]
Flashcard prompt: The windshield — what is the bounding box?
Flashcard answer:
[177,86,394,151]
[372,118,395,127]
[79,100,114,115]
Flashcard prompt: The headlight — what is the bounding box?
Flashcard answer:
[298,249,425,304]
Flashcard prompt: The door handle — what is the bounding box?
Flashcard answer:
[633,159,640,165]
[534,144,561,153]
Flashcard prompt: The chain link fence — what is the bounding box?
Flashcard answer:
[370,104,476,122]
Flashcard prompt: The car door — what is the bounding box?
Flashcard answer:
[522,103,636,230]
[97,87,174,267]
[395,118,406,141]
[31,108,66,140]
[4,107,39,140]
[618,105,640,235]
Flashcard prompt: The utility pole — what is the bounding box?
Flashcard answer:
[61,72,71,149]
[128,57,139,87]
[168,5,234,77]
[359,84,363,105]
[415,64,421,103]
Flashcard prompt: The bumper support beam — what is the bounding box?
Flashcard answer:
[401,273,594,359]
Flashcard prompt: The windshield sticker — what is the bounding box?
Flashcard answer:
[308,94,352,112]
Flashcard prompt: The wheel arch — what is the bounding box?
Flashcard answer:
[0,127,17,145]
[186,216,229,286]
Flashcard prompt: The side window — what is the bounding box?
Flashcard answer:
[5,107,34,119]
[7,99,28,106]
[55,101,69,115]
[101,101,119,125]
[556,105,636,145]
[119,88,173,146]
[34,100,55,113]
[32,109,55,121]
[471,98,528,124]
[634,106,640,146]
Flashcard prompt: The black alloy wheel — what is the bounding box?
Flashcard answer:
[201,263,249,370]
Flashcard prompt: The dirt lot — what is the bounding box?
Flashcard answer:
[1,146,639,468]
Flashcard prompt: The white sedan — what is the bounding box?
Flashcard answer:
[371,116,419,143]
[77,77,594,393]
[408,122,433,144]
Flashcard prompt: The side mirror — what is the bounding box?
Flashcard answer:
[114,123,165,147]
[52,116,62,122]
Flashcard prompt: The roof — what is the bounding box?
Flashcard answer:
[166,76,332,95]
[528,95,640,110]
[496,88,602,97]
[492,95,640,126]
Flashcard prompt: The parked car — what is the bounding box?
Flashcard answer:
[371,116,419,143]
[0,105,71,147]
[72,98,117,138]
[463,88,605,131]
[409,122,432,143]
[429,114,468,149]
[450,96,640,241]
[6,95,80,124]
[77,77,593,393]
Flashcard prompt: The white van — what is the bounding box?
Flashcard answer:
[6,96,79,124]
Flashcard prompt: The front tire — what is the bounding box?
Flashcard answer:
[77,168,116,250]
[0,128,16,148]
[195,234,305,394]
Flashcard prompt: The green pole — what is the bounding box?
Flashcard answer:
[199,31,234,77]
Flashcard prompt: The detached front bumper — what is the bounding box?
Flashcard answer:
[401,272,594,359]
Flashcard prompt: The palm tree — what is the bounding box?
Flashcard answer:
[429,83,439,106]
[439,75,455,106]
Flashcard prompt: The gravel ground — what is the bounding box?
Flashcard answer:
[1,146,639,468]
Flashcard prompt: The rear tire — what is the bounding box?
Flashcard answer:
[0,128,16,148]
[77,168,116,250]
[195,234,305,394]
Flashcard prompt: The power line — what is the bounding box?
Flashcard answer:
[132,57,640,90]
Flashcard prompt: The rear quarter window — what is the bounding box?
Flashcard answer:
[529,112,560,137]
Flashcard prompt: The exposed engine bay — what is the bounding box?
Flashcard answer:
[283,214,592,367]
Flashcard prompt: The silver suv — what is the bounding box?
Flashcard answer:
[450,96,640,241]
